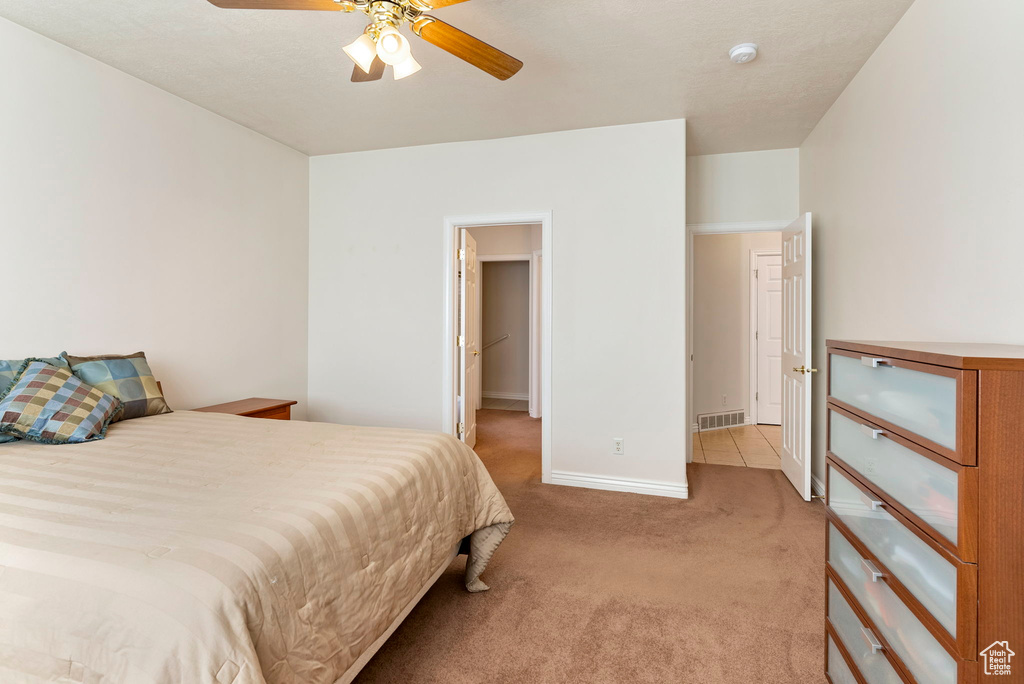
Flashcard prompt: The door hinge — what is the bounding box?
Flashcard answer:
[755,330,759,340]
[457,335,465,347]
[457,248,465,260]
[754,269,758,279]
[756,391,759,401]
[457,422,465,436]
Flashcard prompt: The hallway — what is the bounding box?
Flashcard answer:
[692,424,783,469]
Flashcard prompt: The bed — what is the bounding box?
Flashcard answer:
[0,410,514,683]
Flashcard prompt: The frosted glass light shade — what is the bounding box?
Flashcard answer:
[393,55,422,80]
[375,27,411,66]
[343,33,377,73]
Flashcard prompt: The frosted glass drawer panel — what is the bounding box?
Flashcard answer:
[829,523,957,684]
[828,465,957,635]
[828,580,902,684]
[830,352,957,449]
[829,409,959,544]
[827,634,860,684]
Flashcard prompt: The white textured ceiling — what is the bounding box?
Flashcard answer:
[0,0,913,156]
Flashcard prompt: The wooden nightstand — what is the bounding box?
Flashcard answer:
[194,398,298,420]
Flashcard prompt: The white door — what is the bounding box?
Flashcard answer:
[756,253,783,425]
[781,213,813,501]
[458,230,480,448]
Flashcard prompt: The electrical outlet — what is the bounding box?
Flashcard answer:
[722,394,727,406]
[613,438,624,455]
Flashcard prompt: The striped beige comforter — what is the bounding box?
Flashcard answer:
[0,411,513,684]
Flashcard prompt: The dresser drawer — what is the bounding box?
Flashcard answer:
[828,350,976,465]
[827,578,904,684]
[827,464,977,655]
[828,522,960,684]
[828,406,978,559]
[826,629,861,684]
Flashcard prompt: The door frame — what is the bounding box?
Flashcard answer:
[476,254,538,412]
[443,212,553,483]
[685,220,792,465]
[530,249,542,419]
[748,249,782,427]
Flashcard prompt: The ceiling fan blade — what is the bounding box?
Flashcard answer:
[413,17,523,81]
[351,57,386,82]
[206,0,351,10]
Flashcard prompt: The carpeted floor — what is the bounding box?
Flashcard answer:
[355,410,826,683]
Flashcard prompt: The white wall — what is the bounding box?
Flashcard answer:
[800,0,1024,484]
[692,232,781,421]
[309,120,688,490]
[687,149,799,225]
[468,223,541,256]
[481,261,530,398]
[0,18,310,416]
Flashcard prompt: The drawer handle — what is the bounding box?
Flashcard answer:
[861,494,886,511]
[861,627,884,654]
[861,356,891,368]
[861,558,884,583]
[858,423,886,440]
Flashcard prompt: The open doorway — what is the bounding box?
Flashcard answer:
[685,215,815,500]
[478,257,532,412]
[691,231,783,469]
[443,213,551,482]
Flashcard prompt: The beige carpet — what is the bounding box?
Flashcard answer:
[355,411,826,683]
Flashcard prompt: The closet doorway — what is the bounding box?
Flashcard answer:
[750,250,783,426]
[444,213,550,481]
[478,256,534,413]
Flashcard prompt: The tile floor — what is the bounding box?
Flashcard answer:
[692,424,783,469]
[481,397,529,411]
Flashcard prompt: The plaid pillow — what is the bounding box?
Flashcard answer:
[0,355,68,444]
[64,351,171,422]
[0,360,123,444]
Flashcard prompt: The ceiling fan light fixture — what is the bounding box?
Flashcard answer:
[375,26,411,66]
[393,55,422,80]
[343,33,377,73]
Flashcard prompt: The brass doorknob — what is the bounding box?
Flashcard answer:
[792,366,818,374]
[473,350,481,356]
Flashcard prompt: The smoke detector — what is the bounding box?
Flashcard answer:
[729,43,759,64]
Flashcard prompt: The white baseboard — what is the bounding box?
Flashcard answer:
[482,391,529,401]
[812,473,826,498]
[550,470,689,499]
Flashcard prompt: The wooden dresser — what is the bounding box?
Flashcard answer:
[824,341,1024,684]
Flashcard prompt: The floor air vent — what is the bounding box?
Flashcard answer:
[699,410,745,431]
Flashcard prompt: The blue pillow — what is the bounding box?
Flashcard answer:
[0,355,68,444]
[0,360,122,444]
[63,352,171,422]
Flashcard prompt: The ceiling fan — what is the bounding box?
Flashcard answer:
[206,0,523,82]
